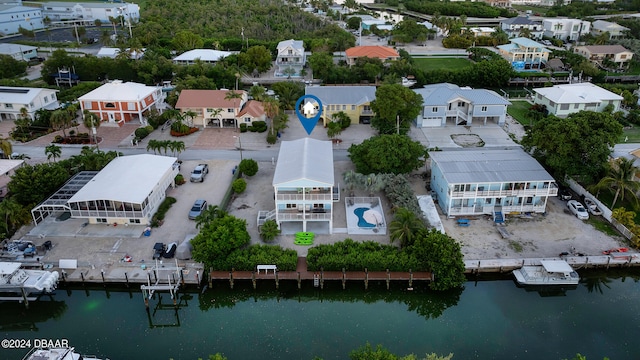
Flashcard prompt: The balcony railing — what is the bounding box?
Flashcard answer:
[276,189,333,201]
[446,109,468,120]
[449,204,546,215]
[277,211,332,221]
[451,187,557,198]
[70,209,145,219]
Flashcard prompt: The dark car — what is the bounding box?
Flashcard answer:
[153,242,165,260]
[163,242,177,259]
[559,187,572,201]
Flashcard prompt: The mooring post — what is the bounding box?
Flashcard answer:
[208,267,213,288]
[143,289,149,308]
[196,270,201,288]
[342,267,346,290]
[153,269,158,283]
[21,287,29,309]
[124,272,129,288]
[252,271,256,289]
[320,267,324,289]
[297,272,301,289]
[364,268,368,290]
[61,269,67,284]
[409,269,413,288]
[80,271,85,285]
[275,270,279,289]
[101,269,106,287]
[230,268,234,289]
[386,269,390,290]
[607,256,611,270]
[180,269,185,286]
[147,271,152,285]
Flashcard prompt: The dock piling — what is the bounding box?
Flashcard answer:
[386,269,390,290]
[124,272,129,287]
[230,268,234,289]
[275,270,279,289]
[364,268,369,290]
[80,271,85,284]
[61,269,67,284]
[320,267,324,289]
[101,269,106,287]
[342,268,346,289]
[252,271,256,289]
[409,269,413,288]
[297,272,301,289]
[208,267,213,288]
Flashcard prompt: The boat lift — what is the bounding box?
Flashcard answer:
[140,259,182,308]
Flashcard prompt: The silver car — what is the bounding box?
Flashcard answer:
[188,199,208,220]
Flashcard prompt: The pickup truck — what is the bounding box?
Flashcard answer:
[190,164,209,182]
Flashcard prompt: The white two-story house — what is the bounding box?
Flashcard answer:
[430,149,558,219]
[497,37,550,70]
[532,82,623,117]
[413,83,510,127]
[500,16,543,39]
[259,138,338,234]
[0,86,59,121]
[275,39,306,78]
[543,18,590,41]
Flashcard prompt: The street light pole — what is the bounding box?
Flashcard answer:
[234,135,243,161]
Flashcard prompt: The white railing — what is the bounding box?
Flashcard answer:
[451,187,557,198]
[277,212,332,221]
[276,193,334,201]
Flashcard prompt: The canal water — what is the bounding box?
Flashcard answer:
[2,271,640,360]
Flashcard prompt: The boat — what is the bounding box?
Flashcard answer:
[0,262,59,301]
[584,198,602,216]
[401,77,417,87]
[602,247,628,255]
[22,346,105,360]
[512,260,579,286]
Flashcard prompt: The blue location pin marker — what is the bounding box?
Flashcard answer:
[295,95,323,136]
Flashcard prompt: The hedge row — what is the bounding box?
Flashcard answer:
[214,245,298,271]
[306,239,421,272]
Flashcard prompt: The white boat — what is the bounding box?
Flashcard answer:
[513,260,579,286]
[401,77,416,87]
[0,262,59,301]
[23,346,105,360]
[584,198,602,216]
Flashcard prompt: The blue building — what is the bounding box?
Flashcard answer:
[0,5,44,36]
[413,83,510,127]
[430,149,558,218]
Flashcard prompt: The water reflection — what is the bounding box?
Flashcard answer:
[0,297,67,332]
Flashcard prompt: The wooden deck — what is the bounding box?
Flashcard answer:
[209,257,433,289]
[465,254,640,274]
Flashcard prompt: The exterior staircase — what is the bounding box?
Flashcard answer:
[493,206,504,224]
[257,209,276,227]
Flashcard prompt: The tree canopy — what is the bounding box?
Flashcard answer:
[348,134,426,175]
[191,214,251,269]
[370,84,423,135]
[7,162,70,206]
[411,229,466,291]
[522,111,623,183]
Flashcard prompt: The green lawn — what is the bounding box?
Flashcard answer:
[507,100,533,126]
[621,126,640,143]
[412,58,472,72]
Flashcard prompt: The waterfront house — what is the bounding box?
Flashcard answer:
[78,80,164,126]
[32,154,178,225]
[174,89,249,128]
[305,86,376,126]
[497,37,550,70]
[0,86,59,121]
[41,2,140,24]
[268,138,337,234]
[543,18,590,41]
[430,149,558,217]
[499,16,543,39]
[344,46,399,66]
[590,20,629,40]
[275,39,306,77]
[574,45,633,69]
[413,83,510,127]
[532,82,623,117]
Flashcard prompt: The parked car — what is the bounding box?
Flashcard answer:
[152,242,165,260]
[559,186,572,201]
[188,199,208,220]
[567,200,589,220]
[190,164,209,182]
[584,198,603,216]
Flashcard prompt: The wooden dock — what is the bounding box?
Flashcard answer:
[465,254,640,274]
[209,257,433,290]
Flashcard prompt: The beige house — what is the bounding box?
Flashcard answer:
[175,89,249,128]
[591,20,629,40]
[574,45,633,69]
[305,86,376,126]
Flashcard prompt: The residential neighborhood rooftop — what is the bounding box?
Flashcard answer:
[172,49,233,62]
[430,149,555,184]
[305,85,376,105]
[345,45,399,59]
[0,86,58,105]
[78,80,159,101]
[175,89,247,108]
[414,83,510,106]
[272,138,334,186]
[533,82,623,104]
[576,44,631,54]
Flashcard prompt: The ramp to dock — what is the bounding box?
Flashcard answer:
[496,224,510,239]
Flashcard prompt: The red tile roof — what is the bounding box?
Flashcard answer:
[175,89,246,109]
[237,100,264,118]
[345,46,400,60]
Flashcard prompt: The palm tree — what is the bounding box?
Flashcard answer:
[196,205,227,229]
[50,109,72,138]
[168,141,186,158]
[0,138,12,159]
[45,144,62,162]
[262,97,280,135]
[248,85,266,101]
[388,208,425,248]
[224,90,244,127]
[146,139,160,154]
[182,110,198,127]
[83,110,101,149]
[593,157,640,209]
[208,108,223,128]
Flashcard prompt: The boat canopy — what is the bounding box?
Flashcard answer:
[540,260,574,273]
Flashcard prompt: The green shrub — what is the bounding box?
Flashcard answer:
[306,239,420,271]
[175,174,185,185]
[145,125,154,133]
[266,132,277,144]
[251,121,267,133]
[135,127,149,139]
[239,123,248,133]
[259,220,281,242]
[239,159,258,176]
[171,121,190,134]
[232,178,247,193]
[222,245,298,271]
[150,196,177,227]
